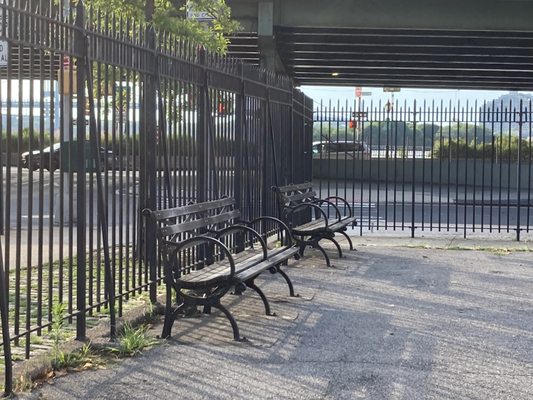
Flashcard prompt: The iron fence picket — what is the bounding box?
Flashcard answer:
[313,98,533,240]
[0,0,311,392]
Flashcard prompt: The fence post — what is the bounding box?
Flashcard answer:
[197,48,208,203]
[516,100,523,241]
[262,72,269,218]
[141,9,158,302]
[234,62,244,211]
[74,0,87,341]
[411,101,417,238]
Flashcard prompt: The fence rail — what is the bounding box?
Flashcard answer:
[0,1,312,394]
[312,99,533,240]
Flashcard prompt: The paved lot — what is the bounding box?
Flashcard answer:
[24,235,533,400]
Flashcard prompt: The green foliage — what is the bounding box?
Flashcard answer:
[112,323,157,357]
[441,123,493,144]
[53,343,94,370]
[13,372,32,393]
[362,121,439,148]
[1,129,51,154]
[85,0,241,53]
[433,135,533,161]
[50,302,67,369]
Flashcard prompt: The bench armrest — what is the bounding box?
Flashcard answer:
[247,216,295,247]
[312,199,342,222]
[286,203,330,228]
[161,236,236,278]
[212,225,268,260]
[323,196,353,218]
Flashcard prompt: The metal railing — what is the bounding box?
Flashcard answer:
[0,1,313,394]
[313,100,533,239]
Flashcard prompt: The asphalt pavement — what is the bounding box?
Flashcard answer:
[21,234,533,400]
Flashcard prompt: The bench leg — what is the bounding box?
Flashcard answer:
[298,243,306,258]
[161,303,185,339]
[213,302,245,342]
[275,265,297,297]
[245,278,274,316]
[324,237,343,258]
[313,242,332,268]
[338,231,356,251]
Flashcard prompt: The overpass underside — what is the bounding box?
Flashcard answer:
[226,0,533,90]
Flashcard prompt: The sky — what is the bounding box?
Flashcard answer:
[299,86,524,109]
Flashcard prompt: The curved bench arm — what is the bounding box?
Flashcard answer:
[286,202,330,229]
[161,235,236,277]
[248,216,295,247]
[323,196,353,218]
[213,225,268,261]
[312,199,342,222]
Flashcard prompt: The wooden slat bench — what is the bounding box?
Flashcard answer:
[143,197,299,341]
[272,182,357,267]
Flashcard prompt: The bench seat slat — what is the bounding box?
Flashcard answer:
[235,247,300,282]
[291,216,356,235]
[178,251,265,287]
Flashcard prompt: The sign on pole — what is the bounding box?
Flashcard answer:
[0,41,7,67]
[186,1,214,21]
[355,87,362,97]
[0,1,8,67]
[383,87,401,92]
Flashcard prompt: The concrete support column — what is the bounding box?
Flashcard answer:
[258,1,286,73]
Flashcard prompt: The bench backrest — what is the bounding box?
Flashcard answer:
[144,197,240,239]
[272,182,317,224]
[273,182,317,208]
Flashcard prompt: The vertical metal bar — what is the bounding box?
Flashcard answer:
[481,102,486,232]
[472,101,478,233]
[411,101,416,238]
[506,101,512,233]
[197,48,207,204]
[85,31,117,340]
[75,1,87,340]
[516,100,523,241]
[421,101,426,232]
[526,100,533,233]
[463,102,469,238]
[142,21,158,302]
[401,101,406,231]
[24,45,35,358]
[376,101,381,230]
[0,241,13,397]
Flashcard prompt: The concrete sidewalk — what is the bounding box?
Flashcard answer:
[23,235,533,399]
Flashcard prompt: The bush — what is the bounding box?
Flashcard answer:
[1,128,51,153]
[433,136,533,162]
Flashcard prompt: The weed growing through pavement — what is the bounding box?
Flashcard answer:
[111,323,158,357]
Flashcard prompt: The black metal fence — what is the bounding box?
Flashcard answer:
[0,1,312,394]
[313,99,533,240]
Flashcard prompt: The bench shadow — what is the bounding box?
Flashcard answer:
[27,245,533,400]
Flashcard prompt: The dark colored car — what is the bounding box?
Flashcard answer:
[21,142,117,171]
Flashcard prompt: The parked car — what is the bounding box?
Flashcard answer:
[21,142,117,171]
[312,140,370,160]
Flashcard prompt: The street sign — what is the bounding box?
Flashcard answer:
[383,87,401,92]
[186,1,214,20]
[355,87,362,97]
[361,91,372,96]
[352,111,368,119]
[0,41,7,67]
